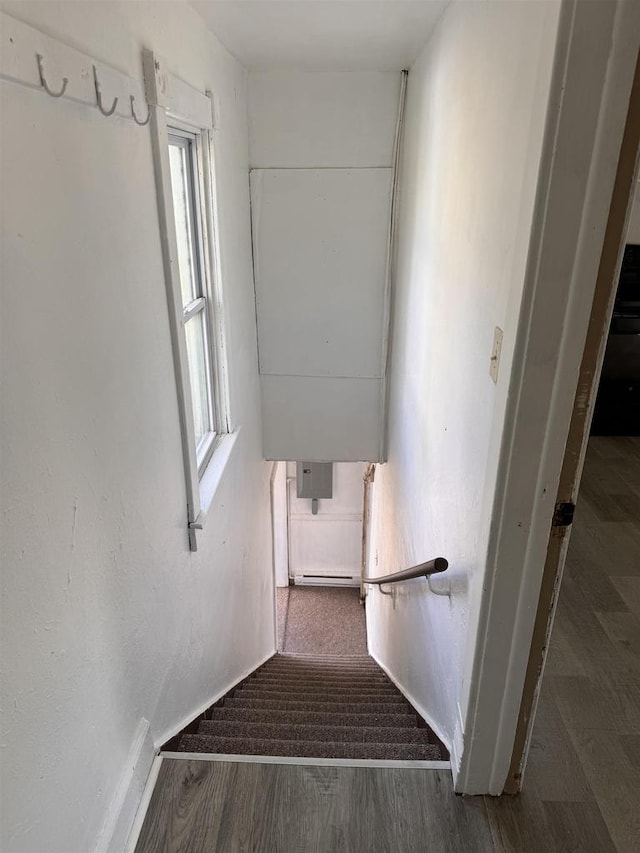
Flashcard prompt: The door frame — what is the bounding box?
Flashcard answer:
[455,0,640,795]
[504,42,640,795]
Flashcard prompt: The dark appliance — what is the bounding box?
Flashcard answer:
[591,243,640,435]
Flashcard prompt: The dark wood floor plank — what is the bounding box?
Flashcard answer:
[565,727,640,852]
[136,762,495,853]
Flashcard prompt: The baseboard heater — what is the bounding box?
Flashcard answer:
[292,574,360,588]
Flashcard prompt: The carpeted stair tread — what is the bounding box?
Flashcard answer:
[249,672,392,686]
[197,719,436,744]
[262,655,380,672]
[176,734,442,761]
[169,653,448,761]
[233,681,398,702]
[263,656,378,669]
[225,696,412,713]
[258,664,381,674]
[208,707,419,728]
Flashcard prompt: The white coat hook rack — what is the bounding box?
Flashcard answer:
[93,65,118,116]
[36,53,68,98]
[129,94,150,126]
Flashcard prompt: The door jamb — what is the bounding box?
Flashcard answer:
[504,49,640,792]
[455,0,640,795]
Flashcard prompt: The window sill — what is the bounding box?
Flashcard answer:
[198,428,240,520]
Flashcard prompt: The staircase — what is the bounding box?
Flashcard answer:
[167,654,447,761]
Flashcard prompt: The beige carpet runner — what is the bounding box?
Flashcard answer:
[167,654,447,761]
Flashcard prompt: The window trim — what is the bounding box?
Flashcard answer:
[144,50,230,551]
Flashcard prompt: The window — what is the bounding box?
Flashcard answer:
[167,131,217,476]
[144,49,232,550]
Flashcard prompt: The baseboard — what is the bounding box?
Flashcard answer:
[368,650,453,762]
[450,703,465,787]
[123,754,164,853]
[153,648,276,750]
[95,718,156,853]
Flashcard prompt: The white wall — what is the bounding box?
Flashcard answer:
[0,3,273,852]
[367,0,560,756]
[248,71,400,461]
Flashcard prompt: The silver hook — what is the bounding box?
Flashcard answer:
[36,53,68,98]
[93,65,118,117]
[129,94,150,127]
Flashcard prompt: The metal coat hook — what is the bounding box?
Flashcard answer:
[93,65,118,117]
[36,54,68,98]
[129,94,150,127]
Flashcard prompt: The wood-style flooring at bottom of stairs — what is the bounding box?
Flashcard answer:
[134,756,619,853]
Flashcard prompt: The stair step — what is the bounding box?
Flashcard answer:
[197,719,434,744]
[208,707,419,729]
[266,656,378,668]
[250,671,390,685]
[236,683,398,698]
[224,696,412,713]
[260,663,381,675]
[176,734,442,761]
[230,689,408,704]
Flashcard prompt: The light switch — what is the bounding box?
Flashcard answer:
[490,327,503,383]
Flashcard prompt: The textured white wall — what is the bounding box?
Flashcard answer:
[366,0,560,752]
[0,3,273,851]
[248,71,400,462]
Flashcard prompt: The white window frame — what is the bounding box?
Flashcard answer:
[167,127,219,476]
[143,50,231,551]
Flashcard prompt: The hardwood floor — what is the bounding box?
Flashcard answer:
[136,437,640,853]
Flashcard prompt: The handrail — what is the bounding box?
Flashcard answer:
[362,557,448,586]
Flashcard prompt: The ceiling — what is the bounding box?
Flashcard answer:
[190,1,449,71]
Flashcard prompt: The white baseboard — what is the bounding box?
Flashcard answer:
[95,718,156,853]
[124,755,164,853]
[368,650,453,768]
[153,649,276,750]
[450,702,465,787]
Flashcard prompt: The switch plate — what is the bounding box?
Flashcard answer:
[490,326,503,383]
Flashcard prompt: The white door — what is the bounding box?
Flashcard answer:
[288,462,366,586]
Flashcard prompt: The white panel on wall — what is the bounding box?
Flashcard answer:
[251,168,392,379]
[290,518,362,580]
[261,375,380,461]
[249,71,401,168]
[289,462,366,582]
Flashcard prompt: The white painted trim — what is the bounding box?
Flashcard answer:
[457,0,640,795]
[142,50,212,131]
[269,461,280,651]
[198,429,239,517]
[123,755,163,853]
[153,650,275,750]
[293,576,360,587]
[369,649,452,763]
[160,752,451,771]
[95,719,156,853]
[0,12,146,124]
